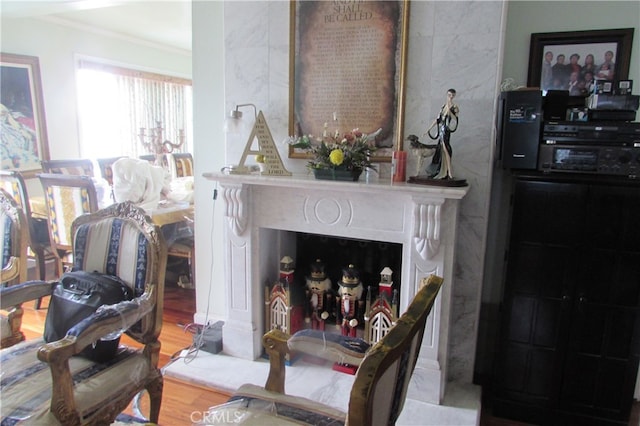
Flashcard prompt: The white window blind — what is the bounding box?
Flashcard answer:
[76,60,192,159]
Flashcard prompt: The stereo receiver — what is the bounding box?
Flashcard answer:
[538,121,640,177]
[542,121,640,145]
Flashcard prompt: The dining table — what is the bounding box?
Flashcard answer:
[144,200,194,227]
[29,196,193,227]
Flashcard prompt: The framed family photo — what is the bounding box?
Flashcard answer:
[1,52,50,176]
[527,28,634,97]
[288,0,409,162]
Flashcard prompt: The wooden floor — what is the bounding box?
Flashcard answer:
[15,267,640,425]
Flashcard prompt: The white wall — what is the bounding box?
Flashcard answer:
[1,1,228,338]
[211,0,507,384]
[502,1,639,91]
[191,1,227,326]
[0,14,191,194]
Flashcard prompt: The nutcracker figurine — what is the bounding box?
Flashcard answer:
[336,264,365,338]
[305,259,334,331]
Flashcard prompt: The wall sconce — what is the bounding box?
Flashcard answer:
[225,103,257,135]
[229,103,257,120]
[224,103,291,177]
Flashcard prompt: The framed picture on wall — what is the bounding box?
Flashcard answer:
[288,0,409,162]
[1,52,50,177]
[527,28,634,97]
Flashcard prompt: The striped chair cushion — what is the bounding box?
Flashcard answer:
[175,157,193,178]
[288,329,370,366]
[45,186,94,247]
[195,383,345,426]
[0,339,148,425]
[73,217,149,297]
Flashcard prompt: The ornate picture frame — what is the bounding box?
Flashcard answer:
[528,28,634,97]
[1,52,50,177]
[288,0,409,162]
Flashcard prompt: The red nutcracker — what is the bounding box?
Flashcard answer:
[336,264,365,338]
[305,259,333,331]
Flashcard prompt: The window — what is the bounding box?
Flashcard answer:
[76,60,192,159]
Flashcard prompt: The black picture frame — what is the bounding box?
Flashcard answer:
[528,28,634,97]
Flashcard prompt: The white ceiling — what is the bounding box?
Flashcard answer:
[1,1,192,53]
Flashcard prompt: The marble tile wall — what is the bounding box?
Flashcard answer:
[223,0,506,384]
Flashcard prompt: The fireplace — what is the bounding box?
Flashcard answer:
[203,172,468,404]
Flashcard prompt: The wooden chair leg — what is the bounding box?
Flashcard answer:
[34,251,46,309]
[143,341,163,423]
[146,375,163,424]
[36,252,47,280]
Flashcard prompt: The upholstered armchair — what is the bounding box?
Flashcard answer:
[198,275,443,426]
[38,173,100,276]
[0,202,168,425]
[169,152,194,178]
[96,156,125,187]
[41,158,95,176]
[0,170,57,284]
[1,188,29,348]
[164,152,195,287]
[96,157,126,203]
[96,157,124,187]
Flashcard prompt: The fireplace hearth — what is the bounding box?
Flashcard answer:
[203,172,468,405]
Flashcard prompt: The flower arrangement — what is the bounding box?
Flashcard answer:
[289,127,379,174]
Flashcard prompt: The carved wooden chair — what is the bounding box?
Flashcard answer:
[0,188,29,348]
[41,158,95,176]
[164,152,194,287]
[138,154,169,169]
[163,216,195,289]
[198,274,443,426]
[38,173,100,277]
[0,171,59,285]
[96,156,125,188]
[0,202,167,424]
[168,152,194,178]
[0,189,28,284]
[97,156,126,203]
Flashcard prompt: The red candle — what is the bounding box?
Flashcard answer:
[392,151,407,182]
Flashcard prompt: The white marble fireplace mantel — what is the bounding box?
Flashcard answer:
[203,171,469,405]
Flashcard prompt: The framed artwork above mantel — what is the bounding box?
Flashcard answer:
[1,52,50,177]
[288,0,409,162]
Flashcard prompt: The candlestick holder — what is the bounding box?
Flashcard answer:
[138,121,185,165]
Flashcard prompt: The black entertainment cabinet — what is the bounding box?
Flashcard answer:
[492,171,640,425]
